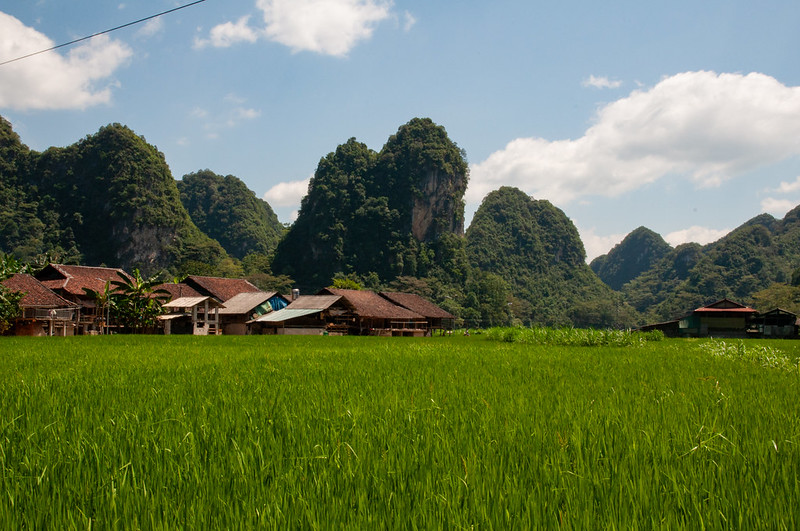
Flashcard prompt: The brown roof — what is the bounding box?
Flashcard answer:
[36,264,131,296]
[379,292,455,319]
[320,288,424,320]
[184,275,260,302]
[1,273,78,309]
[156,282,203,301]
[286,295,342,310]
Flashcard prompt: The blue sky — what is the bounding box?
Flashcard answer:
[2,1,800,260]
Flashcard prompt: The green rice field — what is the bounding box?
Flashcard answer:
[1,333,799,529]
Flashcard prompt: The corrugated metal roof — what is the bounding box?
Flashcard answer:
[163,296,225,309]
[286,295,342,310]
[218,292,276,315]
[320,288,424,320]
[379,292,455,319]
[249,308,322,323]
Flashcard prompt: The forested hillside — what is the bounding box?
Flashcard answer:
[6,112,800,328]
[0,116,227,274]
[466,187,639,327]
[271,118,469,290]
[178,170,284,259]
[594,209,800,322]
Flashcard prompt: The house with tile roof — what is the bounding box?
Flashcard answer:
[379,291,455,334]
[318,288,427,336]
[1,273,79,336]
[35,264,132,334]
[182,275,261,303]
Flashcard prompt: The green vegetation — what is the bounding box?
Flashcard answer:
[590,226,671,290]
[466,187,639,327]
[483,326,665,347]
[602,210,800,322]
[0,117,230,275]
[1,336,798,528]
[178,170,285,260]
[272,118,469,290]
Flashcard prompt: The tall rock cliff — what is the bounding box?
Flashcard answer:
[1,119,227,273]
[272,117,468,290]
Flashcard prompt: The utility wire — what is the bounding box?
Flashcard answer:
[0,0,208,67]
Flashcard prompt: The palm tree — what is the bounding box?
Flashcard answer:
[83,281,116,334]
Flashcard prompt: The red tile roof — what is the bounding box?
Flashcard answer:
[1,273,78,308]
[184,276,261,302]
[36,264,131,296]
[379,292,455,319]
[320,288,424,320]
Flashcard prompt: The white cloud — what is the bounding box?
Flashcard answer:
[258,0,392,56]
[263,178,310,206]
[468,71,800,207]
[0,12,132,110]
[664,226,730,247]
[761,197,796,216]
[578,227,626,262]
[194,16,259,48]
[197,0,393,56]
[402,11,416,32]
[136,17,164,38]
[582,75,622,89]
[772,176,800,194]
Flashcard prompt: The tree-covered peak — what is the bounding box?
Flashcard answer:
[590,226,672,290]
[178,169,284,259]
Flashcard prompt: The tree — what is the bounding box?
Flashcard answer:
[110,269,170,333]
[83,282,116,335]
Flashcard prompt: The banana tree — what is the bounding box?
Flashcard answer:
[110,269,170,333]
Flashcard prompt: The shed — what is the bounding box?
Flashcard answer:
[217,291,288,335]
[751,308,798,338]
[678,298,758,338]
[160,296,225,335]
[248,295,347,335]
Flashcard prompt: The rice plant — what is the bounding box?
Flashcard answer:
[0,335,798,528]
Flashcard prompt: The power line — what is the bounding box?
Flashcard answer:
[0,0,208,67]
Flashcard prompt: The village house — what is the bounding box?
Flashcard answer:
[181,275,262,303]
[1,273,79,336]
[217,291,288,335]
[35,264,132,334]
[750,308,798,339]
[379,291,456,335]
[248,294,350,335]
[318,288,428,336]
[639,298,796,339]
